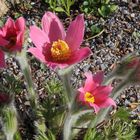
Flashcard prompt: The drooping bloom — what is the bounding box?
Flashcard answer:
[114,54,140,78]
[28,12,91,69]
[0,17,25,68]
[127,59,140,84]
[78,71,116,113]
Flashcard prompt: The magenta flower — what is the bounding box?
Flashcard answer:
[78,71,116,114]
[28,12,92,69]
[0,17,25,68]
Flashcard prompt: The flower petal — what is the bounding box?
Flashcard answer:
[84,71,98,92]
[5,17,15,30]
[67,47,92,66]
[0,50,5,68]
[89,103,100,114]
[0,28,3,36]
[30,25,49,50]
[65,14,84,50]
[28,47,46,63]
[93,71,104,85]
[41,12,65,42]
[13,32,23,52]
[78,87,85,94]
[15,17,25,31]
[0,36,9,46]
[4,17,15,37]
[78,92,85,102]
[94,85,113,103]
[97,98,116,108]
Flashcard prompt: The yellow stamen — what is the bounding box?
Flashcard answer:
[85,92,95,103]
[51,39,71,61]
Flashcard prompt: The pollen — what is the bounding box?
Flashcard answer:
[51,40,71,61]
[85,92,95,103]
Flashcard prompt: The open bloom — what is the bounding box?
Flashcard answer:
[78,71,116,113]
[28,12,91,69]
[0,17,25,68]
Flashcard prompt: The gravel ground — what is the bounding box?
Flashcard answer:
[0,0,140,139]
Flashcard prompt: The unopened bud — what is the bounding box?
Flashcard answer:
[0,93,12,106]
[113,54,140,78]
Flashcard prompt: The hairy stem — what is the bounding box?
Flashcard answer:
[2,105,17,140]
[16,50,47,139]
[16,51,37,110]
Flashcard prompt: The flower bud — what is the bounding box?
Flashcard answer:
[0,93,12,106]
[113,54,140,78]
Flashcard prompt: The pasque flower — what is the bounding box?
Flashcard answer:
[78,71,116,113]
[114,54,140,78]
[127,58,140,84]
[0,17,25,68]
[28,12,91,69]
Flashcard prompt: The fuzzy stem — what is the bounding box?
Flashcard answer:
[58,67,73,106]
[58,67,75,140]
[60,67,93,140]
[16,51,37,110]
[103,71,116,85]
[63,109,93,140]
[16,50,47,138]
[63,112,72,140]
[111,80,128,100]
[61,72,72,104]
[6,135,13,140]
[2,104,17,140]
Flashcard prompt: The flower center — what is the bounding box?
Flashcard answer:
[51,40,71,61]
[85,92,95,103]
[5,37,16,50]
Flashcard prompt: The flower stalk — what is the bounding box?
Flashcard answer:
[58,67,75,140]
[16,50,37,110]
[16,50,47,139]
[59,68,73,105]
[2,104,17,140]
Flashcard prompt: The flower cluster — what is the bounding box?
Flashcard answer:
[0,12,116,115]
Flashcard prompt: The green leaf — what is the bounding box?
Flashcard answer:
[83,1,89,6]
[114,107,130,121]
[90,25,102,35]
[14,131,22,140]
[47,129,56,140]
[102,0,110,4]
[37,132,49,140]
[60,0,66,7]
[84,128,98,140]
[55,7,65,12]
[67,0,74,7]
[98,5,111,17]
[110,4,118,12]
